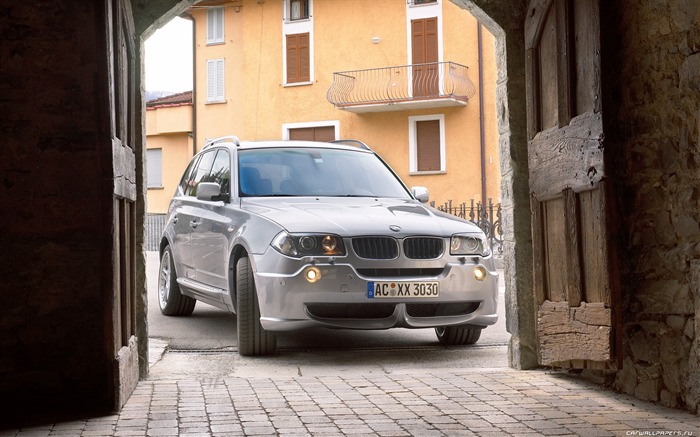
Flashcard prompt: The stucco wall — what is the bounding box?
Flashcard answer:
[191,0,500,206]
[146,132,192,213]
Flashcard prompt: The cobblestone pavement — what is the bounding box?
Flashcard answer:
[2,368,699,437]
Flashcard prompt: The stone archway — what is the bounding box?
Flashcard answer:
[447,0,536,370]
[132,0,537,375]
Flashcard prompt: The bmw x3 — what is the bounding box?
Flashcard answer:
[158,136,498,356]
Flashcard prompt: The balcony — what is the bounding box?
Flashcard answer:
[326,62,476,113]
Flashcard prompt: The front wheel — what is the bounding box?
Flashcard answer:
[435,325,482,345]
[158,246,196,316]
[236,257,276,356]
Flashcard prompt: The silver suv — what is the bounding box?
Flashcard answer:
[158,137,498,356]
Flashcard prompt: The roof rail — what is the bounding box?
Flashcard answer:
[203,135,241,149]
[331,139,371,151]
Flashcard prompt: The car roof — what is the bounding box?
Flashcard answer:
[202,137,373,154]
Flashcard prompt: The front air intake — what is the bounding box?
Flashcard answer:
[352,237,399,259]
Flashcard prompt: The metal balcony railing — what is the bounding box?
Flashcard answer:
[327,62,476,109]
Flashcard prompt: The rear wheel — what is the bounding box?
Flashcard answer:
[236,257,276,356]
[158,246,196,316]
[435,325,482,345]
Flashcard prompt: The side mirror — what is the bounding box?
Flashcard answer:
[411,186,429,203]
[196,182,222,201]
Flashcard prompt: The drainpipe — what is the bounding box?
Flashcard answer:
[477,22,486,212]
[181,11,197,157]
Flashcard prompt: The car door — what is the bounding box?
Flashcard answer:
[178,150,217,283]
[190,148,232,292]
[169,155,201,280]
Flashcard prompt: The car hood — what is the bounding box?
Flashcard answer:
[240,197,482,237]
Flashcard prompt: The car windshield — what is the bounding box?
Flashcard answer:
[238,147,411,198]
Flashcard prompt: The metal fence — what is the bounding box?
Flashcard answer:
[145,214,166,252]
[327,61,476,108]
[431,199,504,255]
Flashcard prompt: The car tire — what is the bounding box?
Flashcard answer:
[435,325,482,345]
[158,246,196,316]
[236,257,276,356]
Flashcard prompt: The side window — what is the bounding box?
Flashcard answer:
[206,150,231,195]
[206,7,224,45]
[188,150,217,197]
[178,155,201,196]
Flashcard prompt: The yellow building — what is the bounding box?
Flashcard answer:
[145,91,194,214]
[189,0,500,207]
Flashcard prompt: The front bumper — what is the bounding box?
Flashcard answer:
[251,247,498,332]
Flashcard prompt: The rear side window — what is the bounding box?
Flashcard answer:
[205,150,231,195]
[186,150,217,197]
[178,155,200,196]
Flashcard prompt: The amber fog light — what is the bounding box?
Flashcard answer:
[474,266,487,281]
[305,266,322,283]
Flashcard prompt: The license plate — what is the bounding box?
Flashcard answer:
[367,281,439,299]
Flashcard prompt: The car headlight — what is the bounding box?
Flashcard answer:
[271,232,346,257]
[450,233,490,257]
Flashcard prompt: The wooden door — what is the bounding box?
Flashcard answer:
[108,0,139,408]
[411,17,439,97]
[525,0,620,369]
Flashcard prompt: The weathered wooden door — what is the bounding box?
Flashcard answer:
[411,17,439,97]
[525,0,620,368]
[108,0,139,409]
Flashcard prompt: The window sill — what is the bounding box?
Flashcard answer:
[206,40,225,46]
[284,17,311,24]
[205,100,227,105]
[409,170,445,176]
[283,81,313,88]
[147,186,164,190]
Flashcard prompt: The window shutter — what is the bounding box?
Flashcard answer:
[299,33,310,82]
[411,18,438,64]
[207,59,225,102]
[286,33,310,83]
[216,59,225,100]
[206,10,214,42]
[416,120,440,171]
[286,34,298,83]
[206,7,224,44]
[289,126,335,142]
[411,19,426,64]
[425,18,438,63]
[146,149,163,187]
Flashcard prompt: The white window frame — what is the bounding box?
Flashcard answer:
[282,120,339,140]
[206,7,225,45]
[284,0,311,22]
[282,0,314,86]
[408,114,446,174]
[206,59,225,103]
[146,148,163,188]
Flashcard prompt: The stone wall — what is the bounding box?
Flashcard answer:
[0,1,115,420]
[603,0,700,411]
[452,0,538,371]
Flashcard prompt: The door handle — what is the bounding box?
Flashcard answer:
[172,216,179,224]
[190,220,199,229]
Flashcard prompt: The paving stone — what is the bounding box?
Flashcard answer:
[5,368,700,436]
